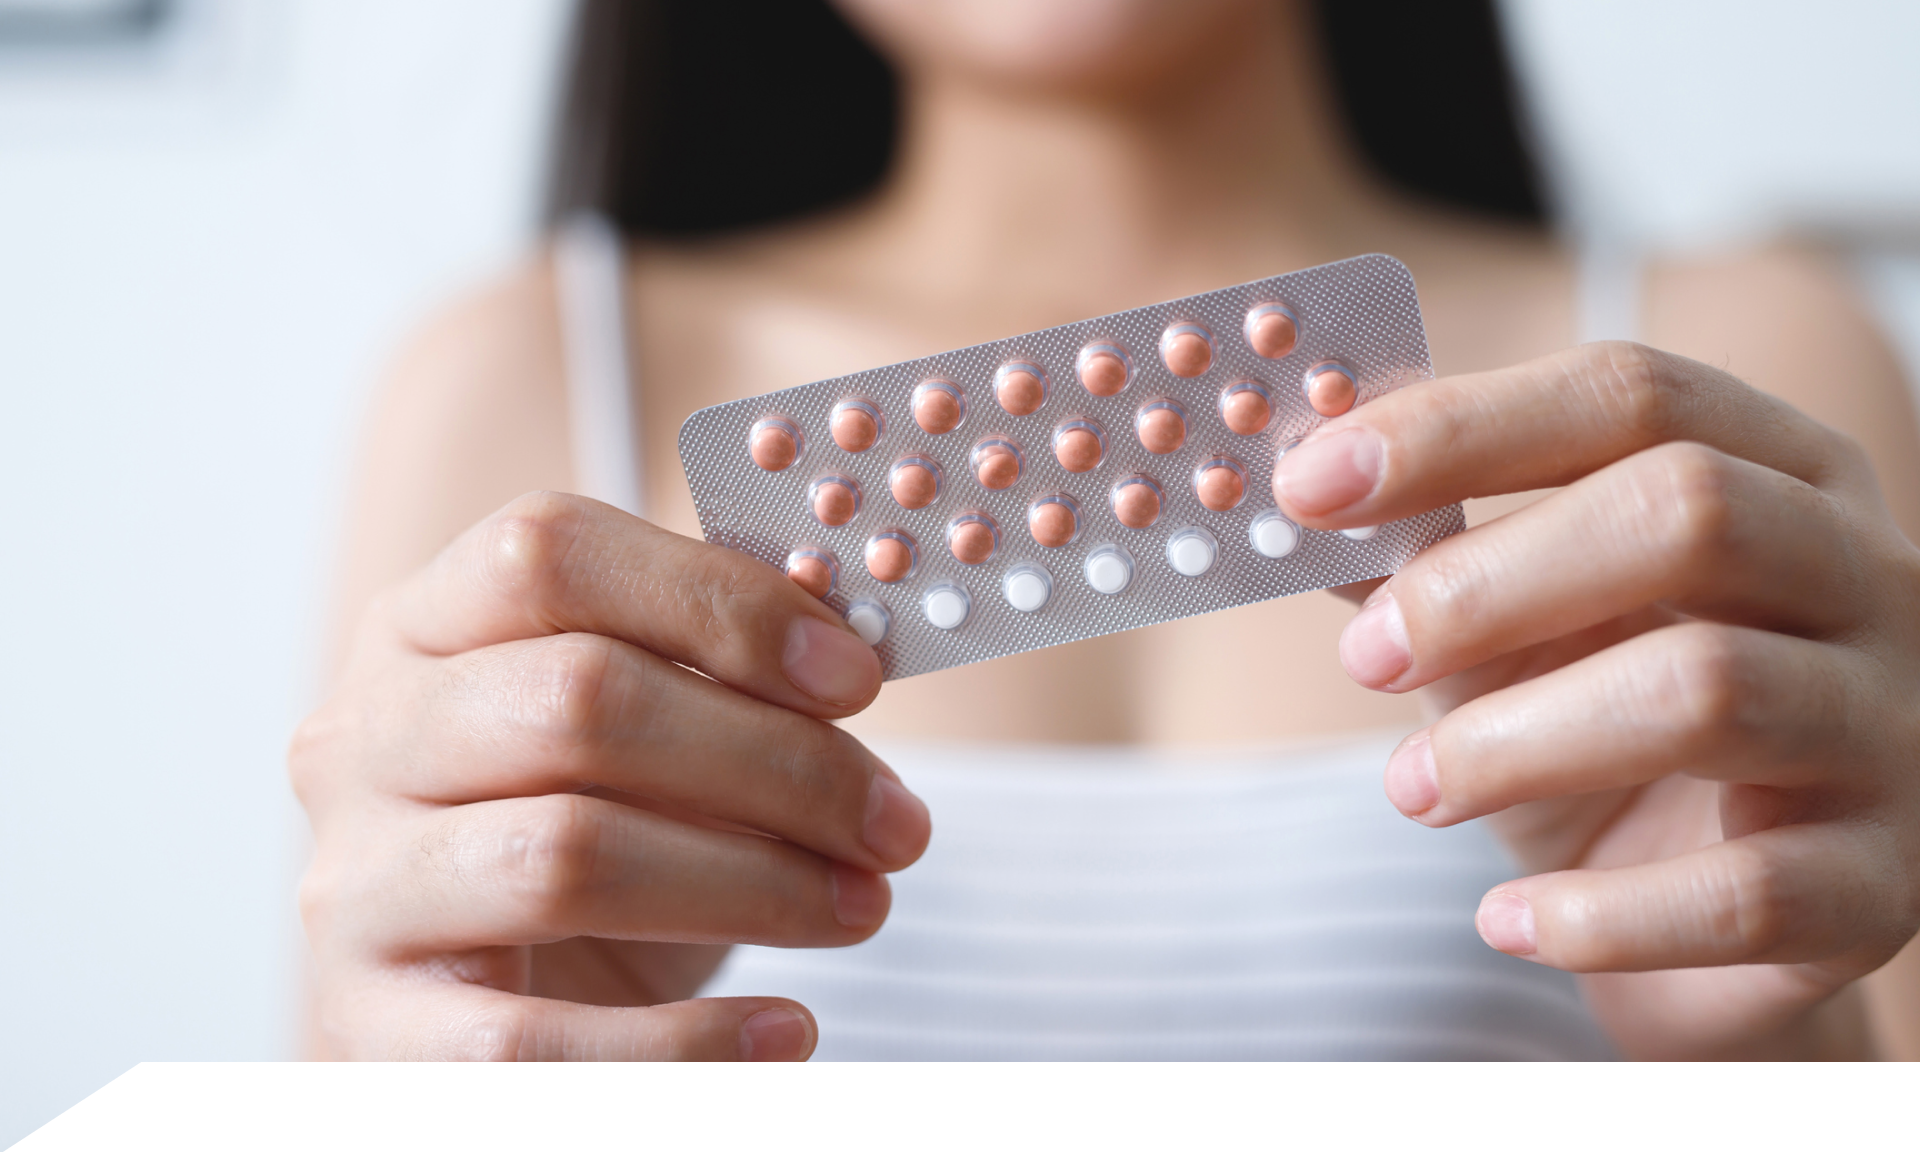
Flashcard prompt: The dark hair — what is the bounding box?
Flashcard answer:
[546,0,1545,237]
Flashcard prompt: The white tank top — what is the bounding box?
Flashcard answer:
[552,216,1631,1059]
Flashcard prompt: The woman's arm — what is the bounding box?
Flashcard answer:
[1647,245,1920,1058]
[328,257,574,676]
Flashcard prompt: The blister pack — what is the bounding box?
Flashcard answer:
[678,253,1463,680]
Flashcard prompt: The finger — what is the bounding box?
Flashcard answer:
[362,794,892,955]
[1338,441,1858,691]
[1274,341,1867,528]
[380,491,881,717]
[1384,624,1859,825]
[361,985,817,1061]
[390,632,928,871]
[1473,824,1895,974]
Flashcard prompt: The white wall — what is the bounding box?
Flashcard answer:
[2,1,1919,1143]
[1503,0,1920,247]
[0,0,570,1141]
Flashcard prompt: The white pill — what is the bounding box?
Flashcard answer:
[1339,525,1379,541]
[1250,510,1300,559]
[846,600,890,645]
[1084,546,1134,595]
[922,584,970,630]
[1166,528,1217,577]
[1003,565,1052,613]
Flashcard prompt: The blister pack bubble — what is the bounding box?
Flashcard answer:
[678,253,1463,680]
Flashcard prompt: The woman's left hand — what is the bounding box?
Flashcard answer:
[1274,341,1920,1059]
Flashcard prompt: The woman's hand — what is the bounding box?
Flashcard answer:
[290,492,929,1060]
[1275,341,1920,1059]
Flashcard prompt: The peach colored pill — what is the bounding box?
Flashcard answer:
[831,406,878,453]
[975,446,1019,490]
[1222,388,1272,435]
[1113,482,1161,529]
[1054,428,1102,473]
[997,369,1045,415]
[1308,368,1357,417]
[787,557,833,599]
[749,424,797,471]
[1162,331,1212,377]
[812,480,857,527]
[914,385,962,434]
[1196,465,1245,512]
[890,463,938,509]
[949,521,995,565]
[866,536,913,583]
[1029,501,1076,548]
[1080,351,1128,397]
[1137,406,1186,454]
[1249,309,1298,359]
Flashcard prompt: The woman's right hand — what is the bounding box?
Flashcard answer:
[289,492,929,1060]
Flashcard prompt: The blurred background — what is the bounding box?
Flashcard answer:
[1,0,1916,1139]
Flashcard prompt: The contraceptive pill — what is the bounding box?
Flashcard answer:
[1166,527,1219,577]
[995,362,1048,416]
[1159,323,1214,377]
[1305,362,1358,418]
[1002,563,1053,612]
[809,476,860,527]
[830,400,881,453]
[680,255,1463,679]
[1246,303,1298,360]
[972,439,1022,490]
[1077,343,1131,397]
[785,548,838,599]
[1220,381,1272,436]
[1028,495,1079,548]
[913,380,965,434]
[749,418,800,472]
[1135,400,1187,454]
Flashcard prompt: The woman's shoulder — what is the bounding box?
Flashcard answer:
[1649,243,1920,534]
[335,253,575,633]
[378,252,571,443]
[1649,246,1915,459]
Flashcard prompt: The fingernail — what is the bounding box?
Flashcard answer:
[864,773,931,868]
[1384,730,1440,817]
[1340,589,1411,687]
[830,862,890,930]
[1477,892,1537,955]
[783,616,880,706]
[1272,426,1382,516]
[740,1008,813,1062]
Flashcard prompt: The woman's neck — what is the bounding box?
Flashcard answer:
[846,0,1397,317]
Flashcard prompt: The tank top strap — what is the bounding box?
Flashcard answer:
[554,212,645,517]
[1575,236,1645,346]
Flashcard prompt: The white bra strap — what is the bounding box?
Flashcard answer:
[554,212,645,517]
[1575,236,1644,346]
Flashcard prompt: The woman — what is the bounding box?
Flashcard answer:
[293,0,1920,1059]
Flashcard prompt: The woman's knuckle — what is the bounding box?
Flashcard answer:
[485,492,589,602]
[697,552,766,629]
[455,1000,534,1062]
[521,634,619,757]
[498,795,609,924]
[1591,340,1678,439]
[1664,627,1758,741]
[1642,442,1739,564]
[1402,547,1487,632]
[1723,847,1793,956]
[286,705,348,805]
